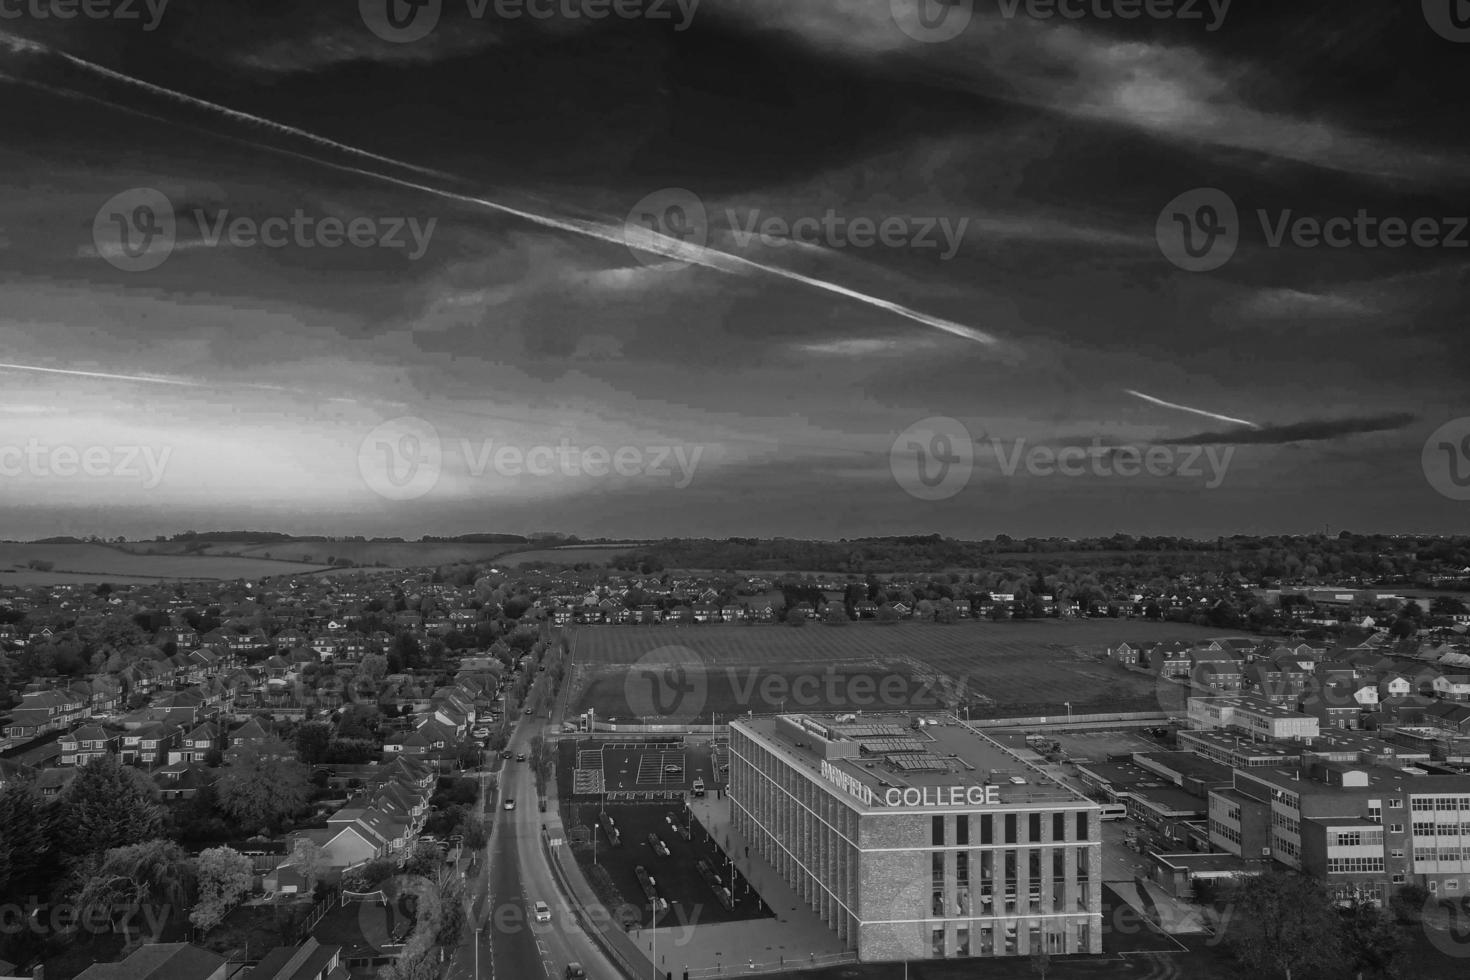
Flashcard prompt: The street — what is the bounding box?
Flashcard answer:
[446,681,622,980]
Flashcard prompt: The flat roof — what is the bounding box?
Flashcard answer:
[735,714,1093,811]
[1178,730,1299,757]
[1189,695,1312,719]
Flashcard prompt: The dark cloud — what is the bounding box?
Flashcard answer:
[1167,414,1419,446]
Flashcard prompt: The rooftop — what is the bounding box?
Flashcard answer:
[736,714,1093,811]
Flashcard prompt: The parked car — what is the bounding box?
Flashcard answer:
[471,727,490,738]
[504,798,516,811]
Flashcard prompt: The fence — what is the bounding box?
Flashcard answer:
[961,710,1168,729]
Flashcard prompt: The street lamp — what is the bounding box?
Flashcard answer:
[1064,702,1072,721]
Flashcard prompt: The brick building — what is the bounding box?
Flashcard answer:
[729,714,1102,962]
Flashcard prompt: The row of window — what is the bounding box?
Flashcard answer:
[1414,847,1468,863]
[1333,831,1385,847]
[1411,797,1470,811]
[932,812,1091,847]
[1326,857,1384,873]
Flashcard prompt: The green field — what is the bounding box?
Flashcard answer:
[569,621,1249,720]
[112,539,526,568]
[0,543,336,583]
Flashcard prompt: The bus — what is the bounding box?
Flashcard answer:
[1099,803,1127,821]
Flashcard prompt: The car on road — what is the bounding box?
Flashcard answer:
[533,901,552,923]
[517,753,526,762]
[504,798,516,810]
[565,963,586,979]
[501,749,512,759]
[524,707,533,715]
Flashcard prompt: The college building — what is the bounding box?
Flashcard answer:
[729,714,1103,961]
[1208,759,1470,904]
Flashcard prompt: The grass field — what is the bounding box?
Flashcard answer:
[569,622,1250,719]
[111,539,526,567]
[0,542,336,583]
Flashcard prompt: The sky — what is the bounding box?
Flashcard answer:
[0,0,1466,541]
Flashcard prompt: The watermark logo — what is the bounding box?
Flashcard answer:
[0,0,170,30]
[94,187,176,272]
[1424,894,1470,957]
[1423,0,1470,42]
[359,416,443,501]
[624,644,707,724]
[1156,187,1238,272]
[92,188,438,270]
[728,208,969,260]
[890,416,975,501]
[991,437,1233,489]
[993,0,1231,31]
[623,188,709,269]
[1423,417,1470,501]
[0,440,171,488]
[891,0,975,43]
[361,0,444,42]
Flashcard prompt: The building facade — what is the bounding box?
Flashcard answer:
[730,714,1102,961]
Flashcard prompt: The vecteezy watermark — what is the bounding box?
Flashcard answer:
[360,0,699,43]
[0,899,171,936]
[0,0,169,30]
[1157,187,1470,272]
[989,437,1233,489]
[1423,417,1470,502]
[91,188,438,272]
[358,416,704,501]
[728,209,970,260]
[890,416,1233,500]
[890,416,975,501]
[993,0,1231,30]
[622,187,709,270]
[0,440,171,489]
[622,643,976,724]
[1423,0,1470,43]
[890,0,976,43]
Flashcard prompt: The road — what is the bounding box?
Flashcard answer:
[448,673,624,980]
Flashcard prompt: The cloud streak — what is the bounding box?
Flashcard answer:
[1125,389,1260,430]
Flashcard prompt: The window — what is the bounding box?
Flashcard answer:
[1076,811,1088,841]
[980,815,993,846]
[1005,814,1017,844]
[1053,812,1065,841]
[1449,881,1461,891]
[933,816,945,846]
[1029,813,1042,842]
[1391,849,1405,859]
[1388,799,1404,809]
[956,816,969,846]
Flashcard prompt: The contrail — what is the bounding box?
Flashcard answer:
[0,361,213,387]
[0,30,459,184]
[0,38,999,349]
[1125,389,1261,430]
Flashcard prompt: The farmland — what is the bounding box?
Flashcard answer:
[0,542,337,583]
[111,539,526,568]
[568,621,1250,720]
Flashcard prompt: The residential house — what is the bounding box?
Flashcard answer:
[246,939,347,980]
[75,942,228,980]
[59,724,120,766]
[119,721,181,767]
[168,722,221,764]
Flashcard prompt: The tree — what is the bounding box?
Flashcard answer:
[295,722,333,766]
[0,780,49,896]
[1340,898,1406,980]
[191,846,253,933]
[54,756,164,861]
[784,607,806,627]
[1030,948,1051,980]
[402,840,442,878]
[460,817,488,850]
[216,736,311,833]
[290,837,327,891]
[1225,871,1346,980]
[73,839,193,941]
[823,604,849,626]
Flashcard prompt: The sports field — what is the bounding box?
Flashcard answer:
[568,622,1250,719]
